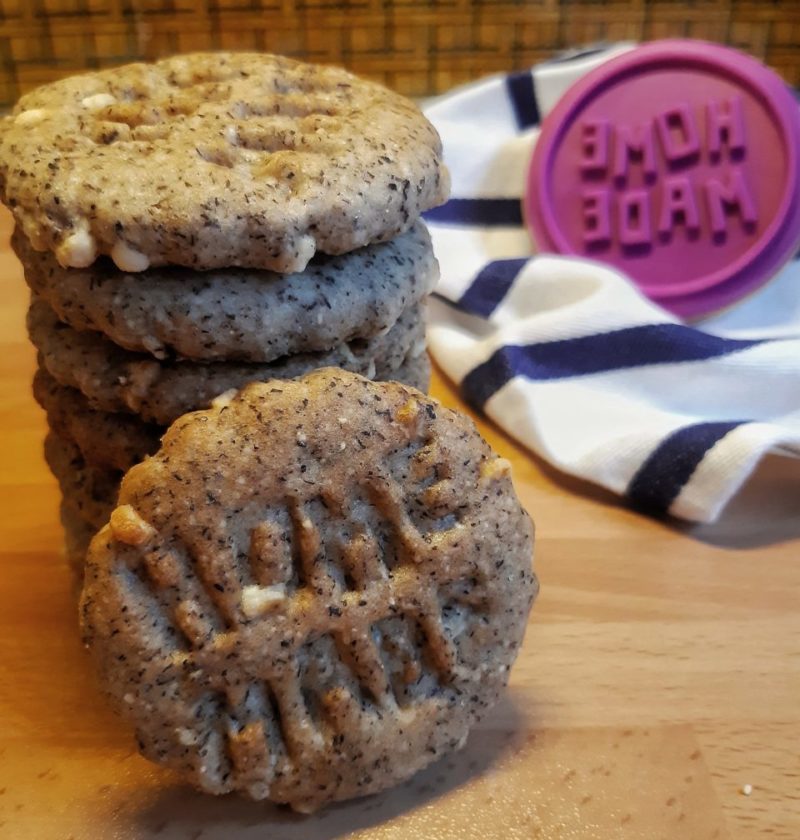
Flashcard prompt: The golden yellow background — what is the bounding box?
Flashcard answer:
[1,0,798,108]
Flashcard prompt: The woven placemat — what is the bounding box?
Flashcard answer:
[0,1,798,109]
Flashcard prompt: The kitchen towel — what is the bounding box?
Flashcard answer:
[423,44,800,523]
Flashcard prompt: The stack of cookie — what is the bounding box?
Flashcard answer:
[0,53,448,572]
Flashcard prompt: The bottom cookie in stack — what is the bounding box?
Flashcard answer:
[34,369,162,472]
[45,431,119,579]
[60,502,100,578]
[44,433,119,532]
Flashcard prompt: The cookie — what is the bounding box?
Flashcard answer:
[81,369,537,812]
[44,432,120,530]
[385,349,432,394]
[34,368,162,471]
[15,222,437,362]
[33,352,430,473]
[0,53,449,273]
[60,501,98,577]
[29,297,425,425]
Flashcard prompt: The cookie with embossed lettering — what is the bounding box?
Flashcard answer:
[80,368,536,812]
[15,222,437,362]
[0,53,448,273]
[28,297,425,425]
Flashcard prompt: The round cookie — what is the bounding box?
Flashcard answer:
[44,432,120,530]
[60,501,98,577]
[34,368,163,471]
[32,355,430,473]
[28,297,424,425]
[81,369,537,813]
[0,53,449,273]
[15,222,437,362]
[384,349,432,393]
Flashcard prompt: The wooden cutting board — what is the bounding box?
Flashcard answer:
[0,206,797,840]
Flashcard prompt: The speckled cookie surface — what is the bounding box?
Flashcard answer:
[29,297,425,425]
[386,349,431,394]
[33,368,162,471]
[0,53,449,273]
[44,432,120,530]
[61,501,99,577]
[16,222,436,362]
[80,369,536,812]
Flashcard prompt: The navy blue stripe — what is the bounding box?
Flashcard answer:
[627,421,747,515]
[430,291,462,310]
[505,70,540,129]
[423,198,523,227]
[461,325,764,410]
[457,259,527,317]
[546,44,613,65]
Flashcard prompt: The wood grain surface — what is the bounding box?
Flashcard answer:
[0,205,797,839]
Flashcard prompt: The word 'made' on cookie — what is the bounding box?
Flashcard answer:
[0,53,449,273]
[81,369,537,813]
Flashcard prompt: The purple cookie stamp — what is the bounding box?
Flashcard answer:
[525,40,800,318]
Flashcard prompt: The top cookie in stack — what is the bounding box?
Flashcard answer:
[1,52,448,272]
[0,52,449,567]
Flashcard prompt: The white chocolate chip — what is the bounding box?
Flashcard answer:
[111,239,150,272]
[15,109,47,126]
[141,335,167,359]
[176,727,200,746]
[81,92,116,109]
[123,693,134,705]
[241,584,287,618]
[56,227,97,269]
[211,388,238,409]
[224,124,239,145]
[109,504,156,547]
[480,457,512,483]
[292,234,315,270]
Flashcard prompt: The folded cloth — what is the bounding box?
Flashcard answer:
[423,44,800,524]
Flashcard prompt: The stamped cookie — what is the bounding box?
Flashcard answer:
[29,298,424,425]
[44,432,120,530]
[81,369,537,812]
[15,222,437,362]
[0,53,449,273]
[33,368,163,471]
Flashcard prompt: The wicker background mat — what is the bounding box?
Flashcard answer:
[0,1,798,108]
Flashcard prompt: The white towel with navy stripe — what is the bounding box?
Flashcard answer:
[422,44,800,524]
